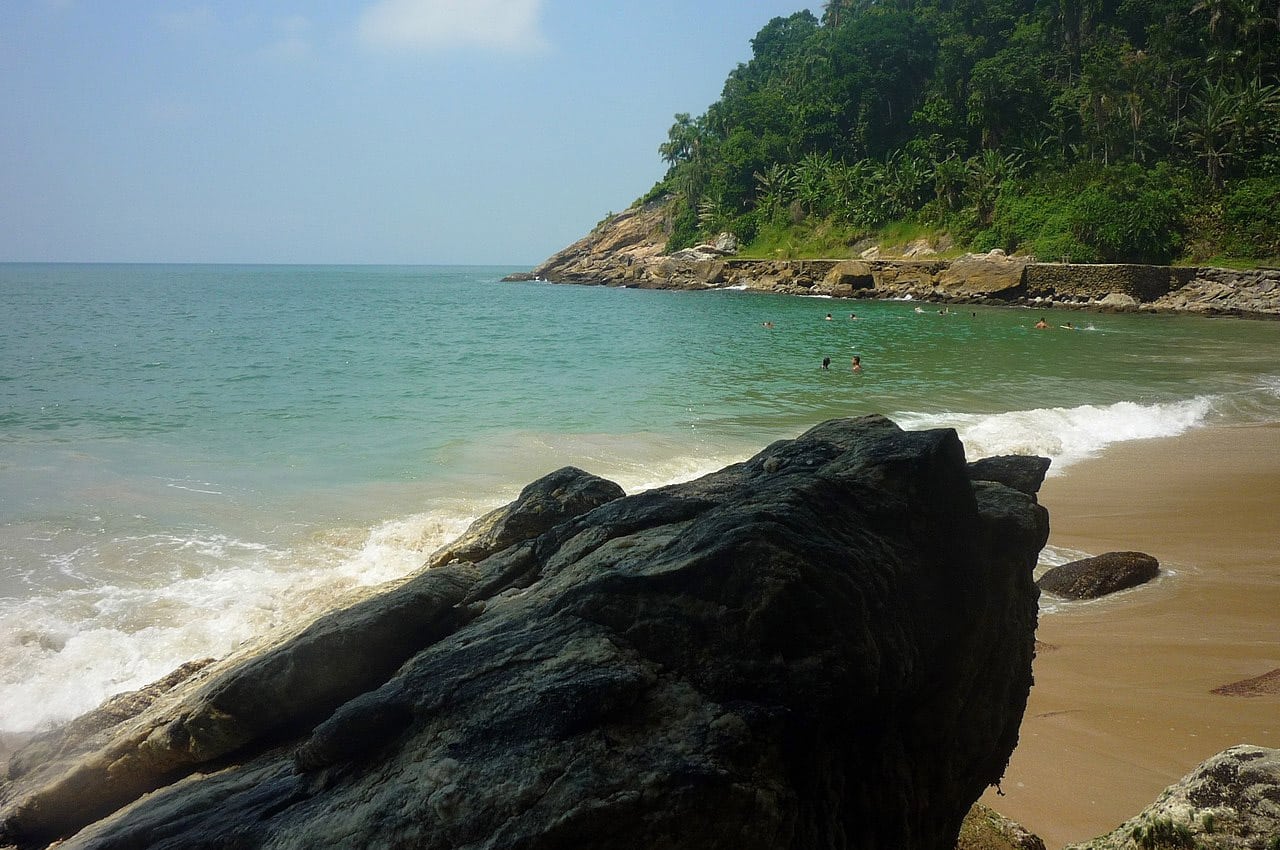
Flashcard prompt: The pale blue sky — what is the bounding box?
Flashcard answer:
[1,1,820,265]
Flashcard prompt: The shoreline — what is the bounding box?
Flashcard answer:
[981,423,1280,848]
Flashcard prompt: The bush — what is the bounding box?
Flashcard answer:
[1221,176,1280,259]
[664,201,700,253]
[988,163,1191,263]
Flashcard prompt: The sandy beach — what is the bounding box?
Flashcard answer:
[980,424,1280,848]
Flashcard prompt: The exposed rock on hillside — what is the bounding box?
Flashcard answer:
[1,416,1048,850]
[508,201,1280,317]
[1063,745,1280,850]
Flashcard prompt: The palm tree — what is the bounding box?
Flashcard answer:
[1185,81,1237,188]
[754,163,797,223]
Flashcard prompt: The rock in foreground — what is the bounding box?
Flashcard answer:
[1064,745,1280,850]
[1,415,1049,850]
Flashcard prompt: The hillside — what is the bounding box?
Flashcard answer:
[636,1,1280,266]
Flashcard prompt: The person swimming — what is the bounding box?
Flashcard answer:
[851,355,862,373]
[1034,318,1048,329]
[822,357,831,370]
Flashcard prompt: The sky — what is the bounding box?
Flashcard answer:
[1,1,821,265]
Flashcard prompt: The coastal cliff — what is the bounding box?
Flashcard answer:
[509,200,1280,318]
[1,416,1048,850]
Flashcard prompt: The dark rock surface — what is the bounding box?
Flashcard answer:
[1,415,1049,850]
[427,465,625,569]
[1063,745,1280,850]
[1037,551,1160,599]
[967,455,1053,498]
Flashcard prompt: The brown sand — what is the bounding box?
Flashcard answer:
[980,424,1280,849]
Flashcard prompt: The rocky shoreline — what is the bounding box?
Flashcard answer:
[1,417,1049,849]
[506,199,1280,319]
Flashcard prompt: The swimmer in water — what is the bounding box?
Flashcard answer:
[851,355,862,373]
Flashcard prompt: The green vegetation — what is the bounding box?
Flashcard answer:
[1130,817,1196,849]
[649,0,1280,264]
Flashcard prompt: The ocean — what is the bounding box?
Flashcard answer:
[3,263,1279,737]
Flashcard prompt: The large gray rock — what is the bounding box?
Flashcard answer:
[427,465,625,568]
[1038,551,1160,599]
[1,416,1048,850]
[1064,745,1280,850]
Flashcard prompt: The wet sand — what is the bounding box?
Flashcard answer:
[980,424,1280,848]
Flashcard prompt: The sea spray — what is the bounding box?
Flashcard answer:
[893,396,1217,473]
[0,507,478,734]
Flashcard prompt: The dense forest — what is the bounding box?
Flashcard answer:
[649,0,1280,264]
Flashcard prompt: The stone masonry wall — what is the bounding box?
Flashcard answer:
[1023,264,1198,301]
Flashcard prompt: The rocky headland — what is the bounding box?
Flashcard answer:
[507,198,1280,319]
[1,416,1051,849]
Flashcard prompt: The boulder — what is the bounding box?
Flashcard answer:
[1,416,1049,850]
[427,465,624,568]
[1097,292,1139,310]
[936,252,1032,296]
[1063,745,1280,850]
[824,260,875,290]
[968,455,1053,498]
[1037,551,1160,599]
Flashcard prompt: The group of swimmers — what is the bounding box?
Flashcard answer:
[763,312,867,373]
[820,355,862,372]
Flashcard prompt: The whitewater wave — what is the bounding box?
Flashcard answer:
[892,396,1218,473]
[0,509,477,735]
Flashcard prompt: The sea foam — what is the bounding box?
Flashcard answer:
[893,396,1217,473]
[0,510,478,735]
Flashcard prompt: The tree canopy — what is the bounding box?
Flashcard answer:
[650,0,1280,263]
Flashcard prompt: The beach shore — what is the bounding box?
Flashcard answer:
[980,424,1280,848]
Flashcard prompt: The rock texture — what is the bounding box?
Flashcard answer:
[967,455,1053,499]
[1064,745,1280,850]
[0,416,1048,850]
[1037,551,1160,599]
[956,803,1047,850]
[506,200,1280,318]
[427,465,625,569]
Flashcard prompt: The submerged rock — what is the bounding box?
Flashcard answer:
[1037,551,1160,599]
[1,415,1048,850]
[1064,745,1280,850]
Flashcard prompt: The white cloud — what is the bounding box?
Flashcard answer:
[357,0,548,54]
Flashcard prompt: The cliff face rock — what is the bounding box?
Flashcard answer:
[1064,745,1280,850]
[524,197,674,284]
[1,416,1048,850]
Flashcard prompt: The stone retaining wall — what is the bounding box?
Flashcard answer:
[1023,263,1198,301]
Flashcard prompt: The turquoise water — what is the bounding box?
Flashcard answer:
[3,263,1280,733]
